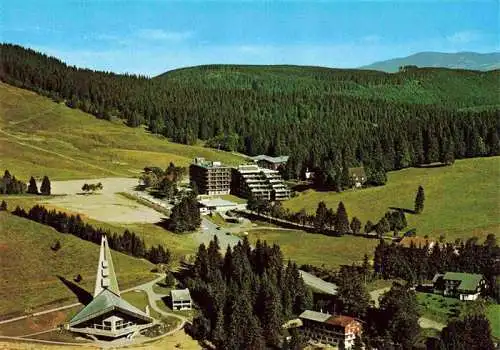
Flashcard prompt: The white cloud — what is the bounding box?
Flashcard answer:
[446,30,481,44]
[136,29,193,42]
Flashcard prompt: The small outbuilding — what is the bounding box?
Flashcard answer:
[171,288,192,310]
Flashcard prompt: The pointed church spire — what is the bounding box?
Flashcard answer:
[94,235,120,297]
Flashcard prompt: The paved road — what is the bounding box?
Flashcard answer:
[133,275,189,330]
[299,270,338,296]
[419,317,445,330]
[0,275,183,327]
[194,217,243,250]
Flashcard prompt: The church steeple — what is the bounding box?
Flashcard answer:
[94,235,120,297]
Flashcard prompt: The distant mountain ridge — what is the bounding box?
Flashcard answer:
[362,52,500,72]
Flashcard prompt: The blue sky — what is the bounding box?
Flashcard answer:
[1,1,498,76]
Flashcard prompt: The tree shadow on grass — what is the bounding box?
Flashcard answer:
[389,206,417,215]
[160,295,172,309]
[57,275,93,305]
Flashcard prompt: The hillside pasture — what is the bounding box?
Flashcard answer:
[284,157,500,241]
[0,82,245,180]
[247,229,379,268]
[0,212,155,317]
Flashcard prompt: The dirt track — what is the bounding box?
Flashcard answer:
[42,178,165,224]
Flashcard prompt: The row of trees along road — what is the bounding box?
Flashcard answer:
[2,44,499,190]
[247,196,411,237]
[1,170,51,195]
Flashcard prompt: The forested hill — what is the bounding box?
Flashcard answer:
[361,51,500,73]
[1,43,499,189]
[156,64,500,108]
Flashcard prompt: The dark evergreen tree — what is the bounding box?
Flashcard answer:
[335,201,349,234]
[314,201,328,231]
[40,176,51,195]
[378,282,420,349]
[415,185,425,214]
[27,176,39,194]
[364,220,374,234]
[0,200,7,211]
[164,271,175,287]
[336,266,371,318]
[439,314,494,350]
[350,217,362,235]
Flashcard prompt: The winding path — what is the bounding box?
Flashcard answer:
[369,287,446,331]
[133,275,190,331]
[0,275,189,347]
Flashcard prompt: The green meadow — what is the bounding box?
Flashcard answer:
[0,212,155,317]
[285,157,500,241]
[0,82,245,180]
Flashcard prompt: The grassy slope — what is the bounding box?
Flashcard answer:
[247,229,379,268]
[487,304,500,339]
[0,212,155,317]
[0,82,245,180]
[285,157,500,241]
[0,194,198,264]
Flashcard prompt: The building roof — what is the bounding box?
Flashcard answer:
[94,235,120,297]
[192,157,228,169]
[299,310,331,323]
[443,272,484,292]
[399,236,435,248]
[171,288,192,302]
[299,311,359,329]
[198,198,237,208]
[251,155,289,164]
[325,315,357,328]
[69,289,151,326]
[299,270,338,295]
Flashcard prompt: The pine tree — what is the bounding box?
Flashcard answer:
[40,175,51,195]
[27,176,39,194]
[0,200,7,211]
[376,217,390,237]
[379,283,420,349]
[164,271,175,287]
[364,220,374,234]
[335,201,349,234]
[314,201,328,231]
[414,185,425,214]
[336,268,371,318]
[440,314,495,350]
[350,217,362,234]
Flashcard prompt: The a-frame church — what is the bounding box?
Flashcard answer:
[66,235,154,339]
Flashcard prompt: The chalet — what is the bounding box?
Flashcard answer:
[299,310,362,349]
[171,288,192,310]
[433,272,486,301]
[348,167,366,188]
[66,236,154,339]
